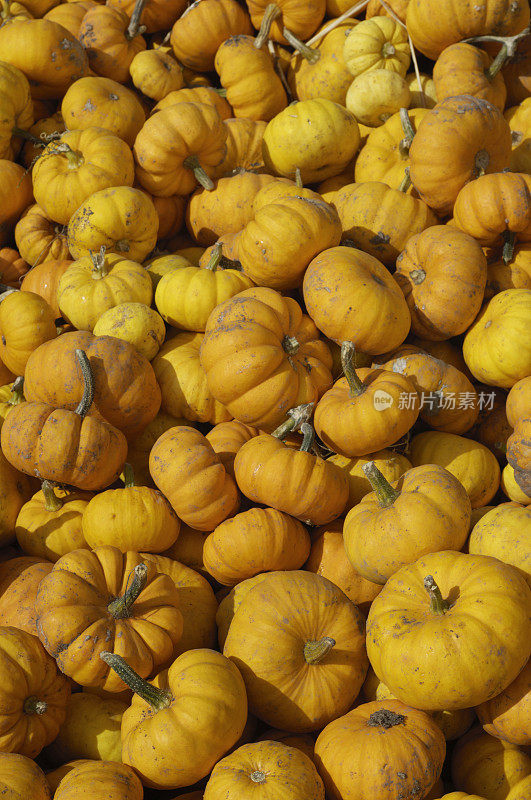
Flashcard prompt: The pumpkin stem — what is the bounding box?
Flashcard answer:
[254,3,282,49]
[46,141,84,169]
[409,268,426,284]
[362,461,400,507]
[91,245,108,279]
[502,231,516,265]
[282,27,320,63]
[282,335,300,356]
[23,696,48,716]
[272,402,314,439]
[462,26,530,79]
[424,574,450,614]
[341,341,365,397]
[382,41,396,58]
[367,708,406,728]
[108,563,148,619]
[126,0,147,39]
[398,167,411,193]
[250,771,267,784]
[8,376,24,406]
[473,148,490,178]
[398,107,415,156]
[74,350,95,419]
[215,87,228,97]
[294,167,303,187]
[205,243,223,271]
[299,422,315,452]
[123,463,135,488]
[10,127,41,144]
[99,652,173,710]
[41,480,63,512]
[303,636,336,664]
[183,155,214,191]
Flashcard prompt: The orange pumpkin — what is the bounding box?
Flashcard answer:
[224,569,368,732]
[134,102,227,196]
[433,43,507,110]
[394,225,487,340]
[78,2,146,84]
[2,350,127,491]
[14,204,70,267]
[314,700,446,800]
[0,161,33,248]
[203,507,311,586]
[149,425,240,531]
[409,95,512,215]
[0,753,51,800]
[303,246,411,354]
[200,287,333,431]
[314,343,419,457]
[343,462,471,584]
[36,546,184,692]
[0,556,52,636]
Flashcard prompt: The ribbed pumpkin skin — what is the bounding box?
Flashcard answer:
[475,659,531,746]
[0,625,71,758]
[203,507,311,586]
[35,547,184,692]
[223,570,369,732]
[203,740,325,800]
[366,551,531,711]
[406,0,530,61]
[199,287,333,432]
[314,699,446,800]
[409,96,512,215]
[53,760,143,800]
[0,753,52,800]
[233,434,348,526]
[451,726,531,800]
[343,464,471,584]
[120,648,248,789]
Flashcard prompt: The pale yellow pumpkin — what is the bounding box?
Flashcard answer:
[93,303,165,361]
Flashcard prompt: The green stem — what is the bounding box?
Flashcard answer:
[8,376,24,406]
[205,243,222,271]
[183,155,214,191]
[341,341,365,397]
[108,563,148,619]
[126,0,147,39]
[23,697,47,716]
[361,461,400,507]
[271,402,314,439]
[282,27,320,63]
[424,575,449,614]
[502,231,516,265]
[42,480,63,513]
[47,142,84,169]
[294,167,303,187]
[398,107,415,156]
[123,463,135,488]
[303,636,335,664]
[74,350,95,418]
[11,127,41,144]
[299,422,314,453]
[463,26,530,79]
[398,167,411,193]
[99,652,172,710]
[254,3,282,49]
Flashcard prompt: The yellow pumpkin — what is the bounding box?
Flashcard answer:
[0,290,56,375]
[343,15,410,78]
[67,186,158,263]
[92,302,165,361]
[152,331,232,425]
[346,69,410,127]
[155,246,253,331]
[501,464,531,505]
[45,691,127,764]
[505,98,531,174]
[262,98,360,183]
[31,127,135,226]
[463,289,531,389]
[129,48,184,101]
[451,726,531,800]
[469,503,530,586]
[58,250,153,332]
[409,431,501,508]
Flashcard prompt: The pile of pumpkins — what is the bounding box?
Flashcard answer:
[0,0,530,798]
